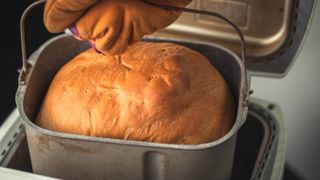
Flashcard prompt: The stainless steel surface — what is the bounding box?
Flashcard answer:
[155,0,316,77]
[156,0,293,57]
[145,0,247,64]
[16,33,247,180]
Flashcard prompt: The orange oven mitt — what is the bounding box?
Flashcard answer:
[44,0,191,55]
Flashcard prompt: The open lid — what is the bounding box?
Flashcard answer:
[153,0,317,77]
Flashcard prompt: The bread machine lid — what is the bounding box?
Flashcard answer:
[153,0,317,77]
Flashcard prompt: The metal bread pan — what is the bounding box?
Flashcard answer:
[16,33,248,180]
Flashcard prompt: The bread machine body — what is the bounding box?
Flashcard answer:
[16,34,248,180]
[15,0,317,179]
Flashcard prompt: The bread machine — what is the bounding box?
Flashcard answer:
[0,0,316,179]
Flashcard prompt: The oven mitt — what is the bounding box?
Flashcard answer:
[44,0,191,55]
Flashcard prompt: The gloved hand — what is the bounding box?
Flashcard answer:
[44,0,191,55]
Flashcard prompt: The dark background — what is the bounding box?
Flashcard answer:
[0,0,55,123]
[0,1,306,179]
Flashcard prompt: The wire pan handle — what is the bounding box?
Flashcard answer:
[20,0,247,87]
[20,0,46,81]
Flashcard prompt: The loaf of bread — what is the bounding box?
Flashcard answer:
[36,42,235,145]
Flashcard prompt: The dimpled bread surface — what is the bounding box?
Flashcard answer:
[36,42,235,145]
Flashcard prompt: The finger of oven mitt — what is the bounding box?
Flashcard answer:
[44,0,191,55]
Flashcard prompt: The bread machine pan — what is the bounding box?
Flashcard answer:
[15,0,252,179]
[16,30,248,179]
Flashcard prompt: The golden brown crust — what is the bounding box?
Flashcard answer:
[36,42,235,145]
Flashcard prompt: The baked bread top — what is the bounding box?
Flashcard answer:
[36,42,235,145]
